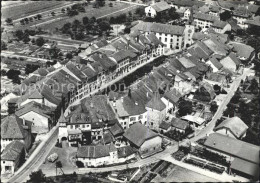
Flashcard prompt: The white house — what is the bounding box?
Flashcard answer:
[1,141,25,175]
[220,53,242,72]
[145,1,171,18]
[193,12,219,29]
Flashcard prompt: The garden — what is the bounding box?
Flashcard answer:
[171,146,190,161]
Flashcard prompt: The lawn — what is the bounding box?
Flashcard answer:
[39,2,138,32]
[2,1,72,20]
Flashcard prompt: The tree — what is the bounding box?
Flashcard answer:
[14,30,24,41]
[20,19,25,25]
[256,7,260,16]
[98,20,112,35]
[178,99,193,117]
[210,101,218,113]
[124,27,131,34]
[96,0,105,7]
[36,37,45,47]
[250,78,259,94]
[66,52,73,59]
[29,169,46,183]
[168,7,180,20]
[76,161,84,168]
[29,17,34,22]
[67,9,79,17]
[24,18,29,24]
[1,40,7,50]
[49,46,60,59]
[51,12,56,16]
[23,33,31,43]
[109,2,113,7]
[61,8,65,13]
[37,14,42,20]
[220,10,232,21]
[5,18,13,25]
[230,7,235,11]
[25,64,40,75]
[82,16,89,25]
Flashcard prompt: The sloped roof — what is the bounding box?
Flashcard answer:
[245,16,260,26]
[109,122,124,137]
[15,101,54,119]
[231,158,259,178]
[1,141,25,161]
[215,117,248,138]
[123,123,159,147]
[151,1,171,12]
[77,144,116,158]
[146,91,166,111]
[171,117,189,130]
[194,12,218,22]
[1,115,26,139]
[203,133,260,164]
[229,42,255,60]
[208,57,223,69]
[132,21,185,35]
[206,72,226,83]
[212,20,229,29]
[102,131,114,144]
[203,38,230,56]
[159,121,171,130]
[28,89,43,99]
[221,52,241,66]
[110,50,137,62]
[117,146,136,158]
[163,88,182,105]
[200,82,216,99]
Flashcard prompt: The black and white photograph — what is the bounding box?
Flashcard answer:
[1,0,260,182]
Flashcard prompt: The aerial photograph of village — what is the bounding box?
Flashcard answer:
[1,0,259,182]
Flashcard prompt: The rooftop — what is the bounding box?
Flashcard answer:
[151,1,171,12]
[171,118,189,130]
[1,141,25,161]
[77,144,117,158]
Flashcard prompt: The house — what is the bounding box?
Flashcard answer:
[1,115,32,152]
[181,115,206,128]
[123,123,162,158]
[171,117,190,133]
[170,0,204,12]
[203,38,230,56]
[205,72,227,87]
[193,82,216,102]
[233,7,252,29]
[161,88,182,113]
[214,117,248,139]
[159,121,171,134]
[245,16,260,29]
[145,1,171,18]
[131,21,194,50]
[229,42,255,62]
[220,53,242,72]
[0,92,19,115]
[208,5,221,17]
[212,20,231,34]
[1,141,25,175]
[76,144,118,167]
[145,90,166,131]
[117,146,136,163]
[203,133,260,180]
[206,57,223,72]
[15,101,55,134]
[193,12,219,29]
[108,122,124,139]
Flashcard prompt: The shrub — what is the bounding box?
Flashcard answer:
[76,161,84,168]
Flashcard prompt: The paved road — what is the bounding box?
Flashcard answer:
[191,68,253,142]
[3,126,59,183]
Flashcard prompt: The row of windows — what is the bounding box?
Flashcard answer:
[69,124,90,129]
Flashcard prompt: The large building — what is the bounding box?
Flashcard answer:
[123,123,162,158]
[131,21,195,50]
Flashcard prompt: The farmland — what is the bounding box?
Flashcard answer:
[39,2,139,32]
[2,1,73,20]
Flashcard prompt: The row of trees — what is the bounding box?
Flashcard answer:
[60,16,112,40]
[20,14,42,25]
[145,7,180,23]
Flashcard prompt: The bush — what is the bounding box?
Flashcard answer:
[76,161,84,168]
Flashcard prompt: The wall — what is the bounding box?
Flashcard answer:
[161,97,174,113]
[1,160,14,175]
[146,107,166,130]
[145,6,157,18]
[139,136,162,157]
[20,111,49,134]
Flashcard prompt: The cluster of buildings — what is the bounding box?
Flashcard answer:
[1,0,258,176]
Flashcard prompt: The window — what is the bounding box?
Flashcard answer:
[165,38,167,42]
[139,115,143,120]
[130,117,136,122]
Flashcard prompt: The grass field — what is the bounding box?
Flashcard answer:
[39,2,139,31]
[2,1,72,20]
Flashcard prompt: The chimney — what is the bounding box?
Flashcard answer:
[128,88,132,98]
[121,97,124,103]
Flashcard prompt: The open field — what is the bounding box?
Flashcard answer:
[152,165,219,182]
[39,2,138,31]
[2,1,72,20]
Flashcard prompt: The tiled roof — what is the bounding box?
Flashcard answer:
[109,122,124,137]
[212,20,228,29]
[248,4,260,14]
[77,144,117,158]
[245,16,260,26]
[146,33,164,46]
[203,38,230,56]
[178,57,196,69]
[229,42,255,60]
[1,115,27,139]
[102,130,114,144]
[231,158,259,178]
[110,50,137,62]
[203,133,260,164]
[171,117,189,130]
[221,52,241,66]
[123,123,159,147]
[146,91,166,111]
[208,57,223,69]
[163,88,182,105]
[15,101,54,119]
[90,52,117,70]
[28,90,43,99]
[215,117,248,138]
[159,121,171,130]
[194,12,218,22]
[117,146,136,158]
[1,141,25,161]
[206,72,226,83]
[132,21,185,35]
[151,1,171,12]
[200,82,216,99]
[65,62,86,80]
